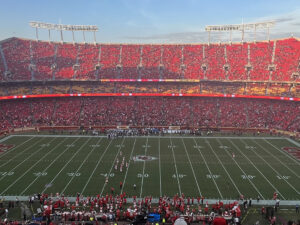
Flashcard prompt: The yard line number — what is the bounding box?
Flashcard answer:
[137,173,149,178]
[33,172,47,176]
[100,173,114,177]
[67,172,81,177]
[172,174,186,179]
[0,172,14,176]
[206,174,220,179]
[276,175,290,180]
[241,175,255,179]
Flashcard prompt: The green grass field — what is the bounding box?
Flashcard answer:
[0,134,299,201]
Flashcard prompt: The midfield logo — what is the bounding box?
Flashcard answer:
[282,146,300,152]
[281,146,300,159]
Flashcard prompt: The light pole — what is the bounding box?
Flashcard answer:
[29,21,99,44]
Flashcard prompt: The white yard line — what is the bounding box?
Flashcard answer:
[81,139,113,195]
[285,138,300,147]
[140,138,152,196]
[0,137,63,195]
[228,139,286,200]
[20,137,81,195]
[242,139,300,195]
[121,138,137,194]
[0,135,12,143]
[169,137,182,196]
[42,137,92,193]
[60,138,103,194]
[0,137,55,183]
[100,138,126,196]
[0,137,44,169]
[216,138,265,200]
[192,138,223,199]
[205,138,242,196]
[139,137,149,198]
[158,137,162,197]
[265,138,300,165]
[0,136,34,160]
[181,138,202,196]
[252,139,299,179]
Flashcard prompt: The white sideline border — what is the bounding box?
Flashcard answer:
[286,138,300,147]
[0,135,12,143]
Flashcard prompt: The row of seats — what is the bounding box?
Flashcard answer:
[226,44,248,80]
[1,38,299,81]
[249,42,274,81]
[273,38,300,81]
[32,41,55,80]
[0,83,298,97]
[55,43,77,79]
[0,97,298,132]
[0,53,5,81]
[77,44,99,80]
[1,38,31,80]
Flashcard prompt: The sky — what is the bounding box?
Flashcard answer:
[0,0,300,43]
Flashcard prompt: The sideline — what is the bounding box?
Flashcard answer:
[0,196,299,206]
[8,134,292,140]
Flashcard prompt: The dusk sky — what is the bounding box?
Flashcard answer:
[1,0,300,43]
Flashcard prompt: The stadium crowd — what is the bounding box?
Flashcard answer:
[2,192,297,225]
[0,97,298,134]
[0,83,298,98]
[1,38,300,82]
[1,192,299,225]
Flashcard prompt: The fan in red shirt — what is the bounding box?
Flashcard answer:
[213,216,227,225]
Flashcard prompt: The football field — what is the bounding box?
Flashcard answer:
[0,134,299,201]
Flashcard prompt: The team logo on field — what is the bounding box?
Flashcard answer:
[281,146,300,160]
[0,144,15,153]
[282,146,300,152]
[133,155,157,162]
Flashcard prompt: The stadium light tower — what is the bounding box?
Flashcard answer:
[205,21,275,44]
[29,21,99,44]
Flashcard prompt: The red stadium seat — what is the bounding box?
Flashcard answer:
[1,38,300,82]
